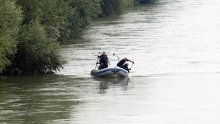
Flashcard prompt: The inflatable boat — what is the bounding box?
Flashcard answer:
[91,67,128,78]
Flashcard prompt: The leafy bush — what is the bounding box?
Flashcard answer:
[5,21,64,74]
[100,0,133,17]
[67,0,101,39]
[0,0,22,73]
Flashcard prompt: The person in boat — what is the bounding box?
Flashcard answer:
[97,51,109,70]
[117,58,134,72]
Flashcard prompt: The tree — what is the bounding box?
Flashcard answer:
[100,0,122,17]
[5,21,64,74]
[16,0,102,41]
[16,0,71,42]
[100,0,134,17]
[67,0,101,39]
[0,0,22,73]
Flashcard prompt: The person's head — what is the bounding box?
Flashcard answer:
[124,57,128,60]
[102,51,106,55]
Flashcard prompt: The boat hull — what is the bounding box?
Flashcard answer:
[91,67,128,78]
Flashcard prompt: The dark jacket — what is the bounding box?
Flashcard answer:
[98,54,108,69]
[117,59,126,67]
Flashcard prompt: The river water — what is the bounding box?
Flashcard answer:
[1,0,220,123]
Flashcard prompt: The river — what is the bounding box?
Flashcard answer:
[1,0,220,123]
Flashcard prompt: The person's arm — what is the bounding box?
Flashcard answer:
[127,59,134,64]
[96,55,102,64]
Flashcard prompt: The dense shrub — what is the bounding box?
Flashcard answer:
[5,21,64,74]
[100,0,133,17]
[0,0,22,73]
[67,0,101,39]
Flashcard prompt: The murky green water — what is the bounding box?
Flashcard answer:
[2,0,220,123]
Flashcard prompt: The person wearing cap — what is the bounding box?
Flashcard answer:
[97,51,109,70]
[117,58,134,72]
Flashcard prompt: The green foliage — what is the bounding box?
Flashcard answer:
[39,0,72,41]
[0,36,14,73]
[139,0,155,4]
[121,0,134,8]
[100,0,134,17]
[16,0,131,40]
[16,0,71,42]
[16,0,42,24]
[100,0,122,17]
[16,0,102,41]
[67,0,101,39]
[5,21,64,74]
[0,0,22,73]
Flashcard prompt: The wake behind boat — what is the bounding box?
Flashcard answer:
[91,67,128,78]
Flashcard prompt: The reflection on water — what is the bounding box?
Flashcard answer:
[97,77,132,94]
